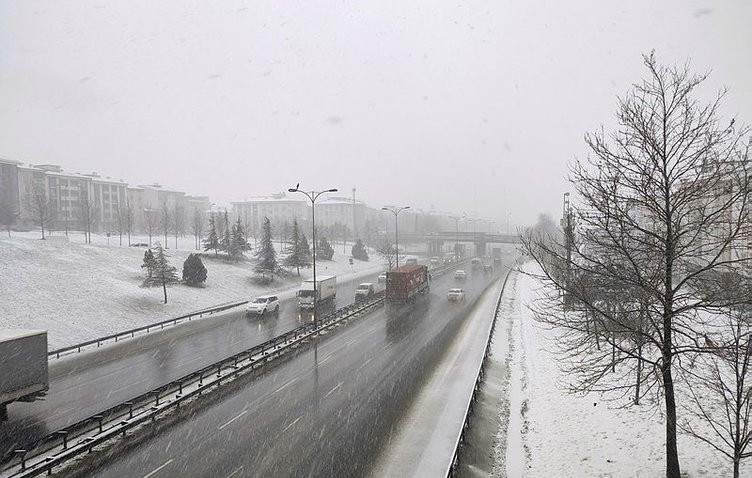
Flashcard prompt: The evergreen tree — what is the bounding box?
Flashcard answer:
[351,239,369,261]
[230,217,250,262]
[220,210,231,256]
[203,214,220,256]
[318,236,335,260]
[254,217,278,279]
[283,219,305,275]
[141,249,156,278]
[300,234,312,267]
[143,242,179,304]
[182,253,207,286]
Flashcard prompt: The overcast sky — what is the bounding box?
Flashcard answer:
[1,0,750,229]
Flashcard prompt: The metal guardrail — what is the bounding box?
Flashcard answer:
[2,295,387,478]
[446,264,516,477]
[48,300,251,359]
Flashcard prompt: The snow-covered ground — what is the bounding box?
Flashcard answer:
[494,262,740,478]
[0,231,385,349]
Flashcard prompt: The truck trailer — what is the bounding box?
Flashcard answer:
[297,275,337,310]
[0,330,48,420]
[385,264,430,303]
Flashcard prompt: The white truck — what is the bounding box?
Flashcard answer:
[297,275,337,310]
[1,330,49,421]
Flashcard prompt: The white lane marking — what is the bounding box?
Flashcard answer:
[345,337,358,347]
[318,354,333,365]
[219,409,248,430]
[272,377,298,395]
[226,466,244,478]
[142,459,174,478]
[357,357,373,372]
[324,381,343,399]
[282,416,302,433]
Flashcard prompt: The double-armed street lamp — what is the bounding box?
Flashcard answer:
[381,206,410,268]
[288,183,337,324]
[289,184,338,325]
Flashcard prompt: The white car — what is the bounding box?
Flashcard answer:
[447,288,466,302]
[246,295,280,317]
[378,273,388,284]
[454,270,467,281]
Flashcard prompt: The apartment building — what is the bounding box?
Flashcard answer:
[232,194,308,234]
[0,158,21,222]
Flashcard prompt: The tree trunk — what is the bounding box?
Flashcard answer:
[635,344,642,405]
[662,346,681,478]
[162,277,168,304]
[734,458,739,478]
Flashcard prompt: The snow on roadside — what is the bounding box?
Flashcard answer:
[496,261,735,478]
[1,232,385,349]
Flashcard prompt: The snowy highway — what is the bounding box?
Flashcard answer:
[54,259,511,477]
[0,270,385,462]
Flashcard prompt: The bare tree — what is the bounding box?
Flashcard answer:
[144,207,158,247]
[78,189,97,244]
[115,204,125,246]
[680,308,752,478]
[172,203,186,250]
[377,238,396,270]
[0,198,19,237]
[159,201,172,248]
[191,207,206,250]
[124,201,135,246]
[521,53,750,478]
[27,184,55,240]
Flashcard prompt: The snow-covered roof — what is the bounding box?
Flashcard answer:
[0,157,21,166]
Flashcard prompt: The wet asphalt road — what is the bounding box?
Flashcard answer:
[0,270,384,461]
[66,259,512,478]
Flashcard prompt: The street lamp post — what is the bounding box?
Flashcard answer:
[451,216,460,262]
[381,206,410,268]
[289,184,338,325]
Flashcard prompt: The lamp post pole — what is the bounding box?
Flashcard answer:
[289,185,338,326]
[381,206,410,268]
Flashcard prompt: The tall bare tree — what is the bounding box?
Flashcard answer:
[124,201,135,246]
[27,184,55,240]
[172,203,186,250]
[159,201,172,248]
[191,207,206,250]
[144,207,158,247]
[78,189,97,244]
[377,238,396,270]
[0,197,19,237]
[521,53,750,478]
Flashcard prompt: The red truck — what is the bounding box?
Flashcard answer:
[385,264,430,303]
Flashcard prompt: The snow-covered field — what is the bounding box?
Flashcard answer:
[495,262,740,478]
[0,231,385,349]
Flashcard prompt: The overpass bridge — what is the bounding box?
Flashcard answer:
[398,231,521,255]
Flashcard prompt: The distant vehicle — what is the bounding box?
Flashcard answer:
[355,283,375,302]
[405,258,418,265]
[377,273,388,284]
[443,257,453,265]
[493,257,502,265]
[1,330,48,421]
[447,288,466,302]
[454,270,467,281]
[297,275,337,310]
[430,257,440,267]
[130,242,149,247]
[246,295,280,317]
[483,264,494,275]
[471,258,482,270]
[386,264,430,303]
